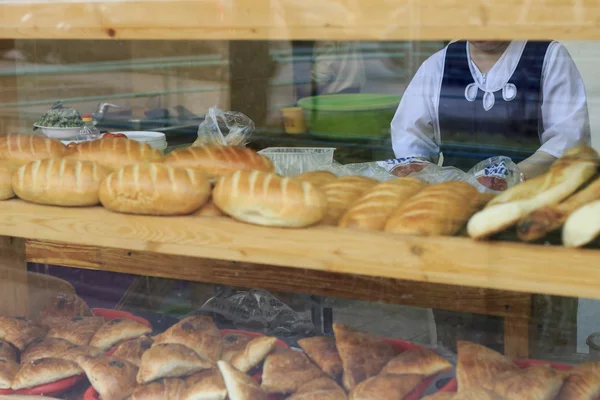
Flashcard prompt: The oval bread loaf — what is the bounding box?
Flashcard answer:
[13,159,110,206]
[99,163,211,215]
[0,161,15,200]
[321,176,378,225]
[295,171,338,188]
[0,134,67,165]
[67,137,162,170]
[213,170,327,227]
[163,145,274,180]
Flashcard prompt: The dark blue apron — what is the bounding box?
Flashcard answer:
[438,41,551,170]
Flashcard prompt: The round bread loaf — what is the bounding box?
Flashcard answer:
[66,137,162,170]
[13,159,110,206]
[0,160,15,200]
[0,134,67,166]
[99,163,211,216]
[163,145,274,180]
[212,170,327,228]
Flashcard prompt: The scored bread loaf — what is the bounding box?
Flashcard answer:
[163,145,274,180]
[0,161,15,200]
[0,134,67,165]
[99,163,211,216]
[562,200,600,247]
[193,198,226,217]
[384,181,480,236]
[338,177,427,231]
[212,170,327,228]
[321,176,378,225]
[66,137,162,170]
[13,159,110,206]
[295,171,338,188]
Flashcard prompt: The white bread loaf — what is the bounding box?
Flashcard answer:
[562,200,600,247]
[0,161,15,200]
[0,134,67,166]
[163,145,274,180]
[66,137,162,170]
[212,170,327,228]
[13,159,110,206]
[321,176,378,225]
[295,171,338,188]
[99,163,211,215]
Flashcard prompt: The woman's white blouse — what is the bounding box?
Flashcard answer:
[390,40,591,163]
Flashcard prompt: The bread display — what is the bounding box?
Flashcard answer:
[136,343,211,384]
[0,161,15,201]
[297,336,343,379]
[11,358,83,390]
[99,163,211,216]
[287,377,347,400]
[0,340,17,363]
[111,335,153,367]
[261,350,324,394]
[129,378,187,400]
[380,347,452,377]
[66,137,162,170]
[163,145,275,180]
[0,359,18,389]
[0,317,47,351]
[0,134,67,166]
[558,361,600,399]
[12,159,110,207]
[339,177,426,231]
[230,336,277,373]
[348,373,423,400]
[213,170,328,228]
[456,341,517,392]
[218,360,268,400]
[193,198,226,217]
[220,333,253,363]
[46,316,106,346]
[491,364,565,399]
[183,368,227,400]
[77,355,139,400]
[321,176,378,225]
[385,181,480,236]
[89,318,152,351]
[295,170,338,188]
[38,292,93,321]
[20,338,76,364]
[562,200,600,247]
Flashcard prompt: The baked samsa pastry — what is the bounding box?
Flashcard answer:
[0,358,18,389]
[423,388,504,400]
[231,336,277,373]
[456,341,518,392]
[129,378,187,400]
[137,343,212,384]
[12,358,83,390]
[297,336,343,379]
[421,393,455,400]
[58,344,103,362]
[558,361,600,400]
[77,355,138,400]
[380,348,452,377]
[153,316,222,363]
[220,333,253,362]
[349,373,423,400]
[218,360,267,400]
[491,364,565,400]
[38,292,92,321]
[0,317,47,351]
[89,318,152,351]
[261,350,325,394]
[111,335,153,367]
[321,176,379,225]
[46,316,106,346]
[333,323,397,391]
[287,377,347,400]
[183,368,227,400]
[0,339,17,362]
[295,171,338,188]
[21,338,76,363]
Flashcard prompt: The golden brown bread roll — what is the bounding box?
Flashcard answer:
[0,161,15,200]
[321,176,378,225]
[99,163,211,216]
[384,181,480,236]
[339,177,427,231]
[13,159,110,206]
[193,198,226,217]
[213,170,327,228]
[66,137,162,170]
[0,134,67,166]
[163,145,274,180]
[562,200,600,247]
[295,170,338,188]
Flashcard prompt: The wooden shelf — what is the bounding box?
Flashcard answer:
[2,0,600,41]
[2,199,599,300]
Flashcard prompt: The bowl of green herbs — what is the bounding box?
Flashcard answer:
[34,105,84,139]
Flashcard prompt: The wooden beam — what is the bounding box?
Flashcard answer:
[26,239,531,319]
[0,237,28,316]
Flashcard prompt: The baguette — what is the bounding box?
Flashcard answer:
[562,200,600,247]
[338,177,427,231]
[468,153,599,239]
[517,177,600,241]
[163,145,274,180]
[99,163,211,216]
[295,171,338,188]
[384,181,480,236]
[0,134,67,165]
[321,176,378,225]
[66,137,162,170]
[13,159,110,206]
[0,161,15,200]
[212,170,327,228]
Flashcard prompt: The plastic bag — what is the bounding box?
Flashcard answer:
[199,289,315,336]
[33,102,83,129]
[192,106,255,147]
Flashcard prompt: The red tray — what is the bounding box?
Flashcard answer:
[0,374,85,396]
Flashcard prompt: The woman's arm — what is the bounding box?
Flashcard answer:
[517,151,557,179]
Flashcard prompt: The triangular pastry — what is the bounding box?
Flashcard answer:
[453,388,504,400]
[38,293,92,321]
[12,358,83,390]
[21,338,76,363]
[153,316,222,363]
[558,361,600,400]
[183,368,227,400]
[58,345,103,362]
[231,336,277,373]
[261,350,325,394]
[0,358,18,389]
[421,393,456,400]
[220,333,253,362]
[76,355,139,400]
[298,337,343,379]
[381,347,452,377]
[46,316,105,346]
[0,317,47,351]
[218,360,267,400]
[89,318,152,351]
[333,324,397,391]
[348,373,423,400]
[456,341,518,392]
[129,378,187,400]
[137,343,212,384]
[491,364,565,400]
[111,335,153,367]
[287,377,347,400]
[0,339,16,362]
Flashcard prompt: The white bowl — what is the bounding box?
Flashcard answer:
[34,124,83,140]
